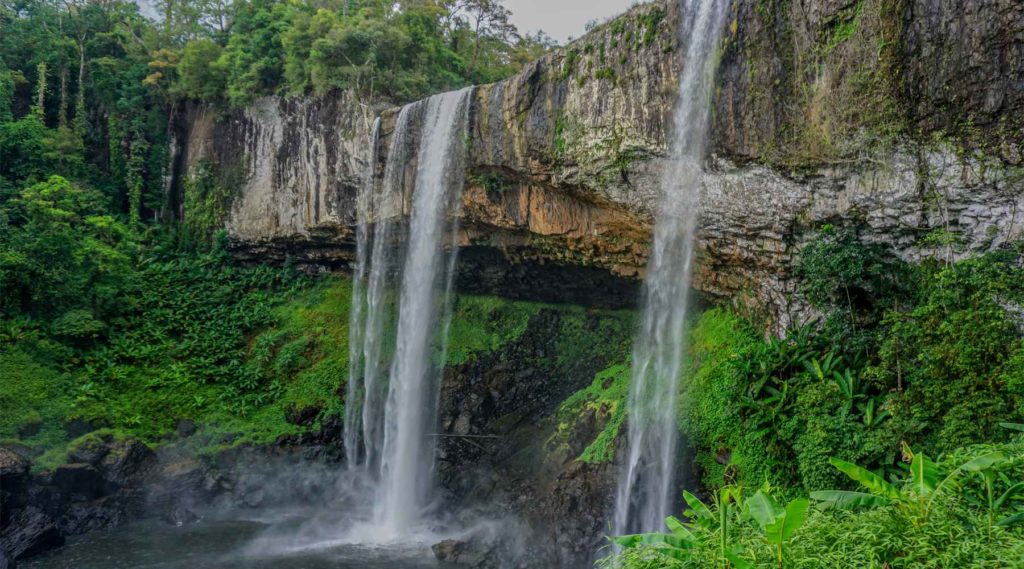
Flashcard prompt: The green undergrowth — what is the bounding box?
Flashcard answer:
[446,296,543,366]
[1,242,637,467]
[680,231,1024,497]
[553,363,631,464]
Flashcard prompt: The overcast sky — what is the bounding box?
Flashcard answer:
[506,0,638,43]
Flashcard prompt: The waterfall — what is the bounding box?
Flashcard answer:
[612,0,728,535]
[361,103,422,473]
[345,116,380,469]
[344,88,473,538]
[377,88,472,535]
[345,103,418,472]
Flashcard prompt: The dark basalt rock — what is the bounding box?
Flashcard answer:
[0,436,163,561]
[284,404,322,427]
[175,419,197,438]
[59,495,137,536]
[0,507,64,561]
[52,464,106,500]
[67,438,112,466]
[0,448,29,486]
[97,438,157,488]
[161,501,200,526]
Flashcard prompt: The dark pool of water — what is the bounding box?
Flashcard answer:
[22,518,452,569]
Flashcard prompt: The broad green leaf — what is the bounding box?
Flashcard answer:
[664,516,699,542]
[928,451,1009,516]
[810,490,892,509]
[613,533,692,549]
[998,512,1024,528]
[909,452,939,496]
[958,451,1008,473]
[744,490,783,531]
[995,482,1024,510]
[612,533,696,560]
[1000,423,1024,432]
[764,498,810,544]
[933,452,1009,497]
[683,490,714,522]
[829,458,902,501]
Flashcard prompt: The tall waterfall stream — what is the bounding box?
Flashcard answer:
[612,0,729,535]
[345,88,473,538]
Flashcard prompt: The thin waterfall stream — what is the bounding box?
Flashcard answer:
[612,0,729,535]
[344,88,473,539]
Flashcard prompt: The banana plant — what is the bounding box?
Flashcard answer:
[859,398,891,428]
[612,486,750,569]
[743,490,810,568]
[811,446,1009,526]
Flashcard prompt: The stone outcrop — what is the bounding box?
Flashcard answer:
[170,0,1023,320]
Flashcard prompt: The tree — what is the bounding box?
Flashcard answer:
[174,39,227,101]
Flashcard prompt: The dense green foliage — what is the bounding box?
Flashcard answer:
[0,0,560,467]
[607,228,1024,568]
[1,0,553,237]
[681,231,1024,496]
[603,441,1024,568]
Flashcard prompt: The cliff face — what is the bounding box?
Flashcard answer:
[172,0,1023,320]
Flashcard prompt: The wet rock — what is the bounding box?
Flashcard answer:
[242,488,265,508]
[161,501,200,526]
[0,548,11,569]
[0,448,29,485]
[52,464,106,500]
[97,439,156,488]
[67,438,111,466]
[284,404,321,427]
[175,419,197,438]
[432,539,488,566]
[59,495,135,536]
[0,507,64,560]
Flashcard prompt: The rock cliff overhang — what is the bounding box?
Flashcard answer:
[169,0,1024,318]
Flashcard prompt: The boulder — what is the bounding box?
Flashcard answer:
[58,495,134,536]
[67,438,112,466]
[52,463,106,500]
[0,507,64,560]
[284,404,321,427]
[0,449,28,486]
[175,419,197,438]
[97,439,156,488]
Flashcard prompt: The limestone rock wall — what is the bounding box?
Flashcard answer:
[170,0,1024,317]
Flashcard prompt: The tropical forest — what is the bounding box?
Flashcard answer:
[1,0,1023,568]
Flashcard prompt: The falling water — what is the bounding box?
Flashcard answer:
[376,88,472,536]
[360,103,424,473]
[346,104,422,472]
[345,116,380,469]
[613,0,729,535]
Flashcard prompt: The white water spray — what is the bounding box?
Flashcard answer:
[613,0,729,535]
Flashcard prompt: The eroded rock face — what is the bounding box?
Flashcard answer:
[171,0,1023,321]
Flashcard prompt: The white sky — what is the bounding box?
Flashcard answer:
[504,0,638,43]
